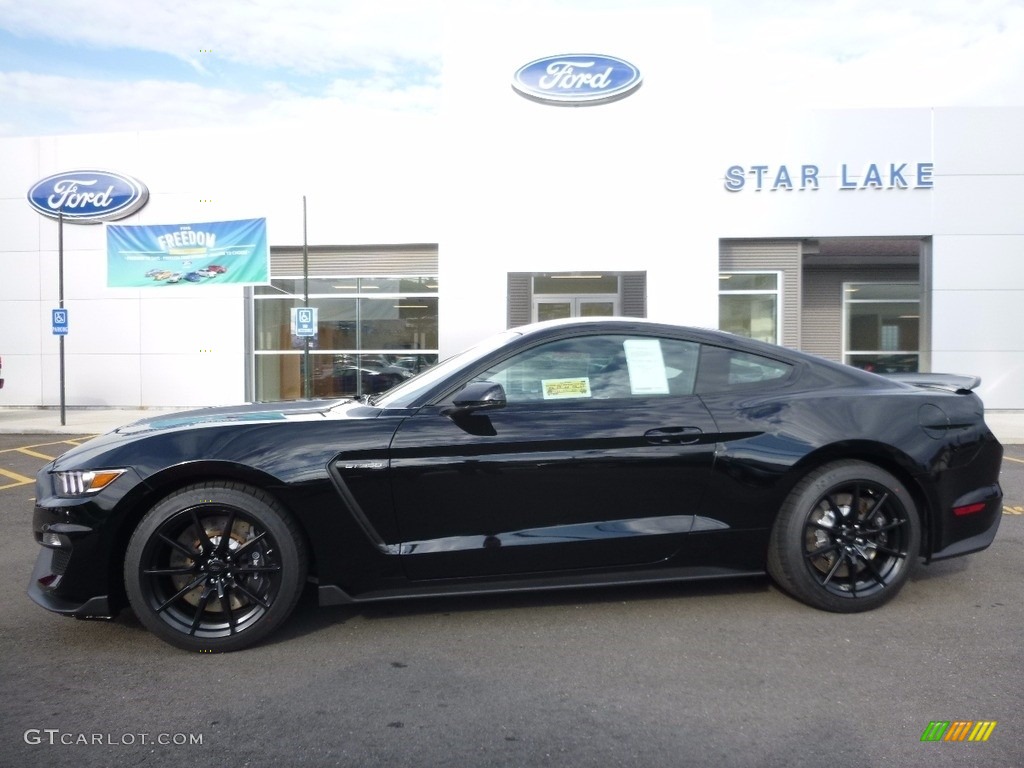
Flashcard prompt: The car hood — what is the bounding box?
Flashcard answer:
[112,399,351,435]
[47,399,383,473]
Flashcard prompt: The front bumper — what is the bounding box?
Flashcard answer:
[28,547,113,618]
[27,465,139,620]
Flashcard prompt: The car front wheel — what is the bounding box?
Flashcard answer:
[767,461,920,612]
[124,482,308,652]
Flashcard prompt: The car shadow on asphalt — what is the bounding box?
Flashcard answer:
[907,555,969,581]
[93,576,777,652]
[100,559,978,652]
[271,575,778,642]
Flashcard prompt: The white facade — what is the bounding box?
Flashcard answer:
[710,106,1024,409]
[1,8,1022,410]
[0,119,441,408]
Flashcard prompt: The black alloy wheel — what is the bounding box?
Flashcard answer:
[767,461,920,612]
[125,482,307,652]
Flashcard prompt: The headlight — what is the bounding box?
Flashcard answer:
[53,469,126,498]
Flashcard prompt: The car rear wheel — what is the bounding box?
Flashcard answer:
[124,482,307,652]
[767,461,920,612]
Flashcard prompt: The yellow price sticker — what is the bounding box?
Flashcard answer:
[542,378,592,399]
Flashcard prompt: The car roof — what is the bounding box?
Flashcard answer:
[513,316,777,353]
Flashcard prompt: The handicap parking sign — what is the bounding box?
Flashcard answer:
[292,307,317,338]
[52,309,69,335]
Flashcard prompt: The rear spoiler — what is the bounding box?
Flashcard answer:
[884,373,981,394]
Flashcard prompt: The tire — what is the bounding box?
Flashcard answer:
[124,482,308,652]
[767,461,920,612]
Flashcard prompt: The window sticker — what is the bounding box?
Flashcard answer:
[624,339,670,395]
[541,377,592,399]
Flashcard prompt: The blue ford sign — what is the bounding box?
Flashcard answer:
[27,170,149,223]
[512,54,642,106]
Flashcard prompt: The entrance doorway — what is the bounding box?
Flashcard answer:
[535,296,619,321]
[532,273,620,321]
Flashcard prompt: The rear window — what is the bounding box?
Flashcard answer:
[695,345,793,393]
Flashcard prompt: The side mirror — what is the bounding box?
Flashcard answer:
[444,381,507,416]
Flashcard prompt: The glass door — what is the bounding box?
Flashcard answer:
[532,274,621,322]
[536,299,572,322]
[535,296,618,322]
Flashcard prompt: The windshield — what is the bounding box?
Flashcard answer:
[366,329,522,409]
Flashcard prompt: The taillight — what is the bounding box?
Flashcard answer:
[953,502,987,517]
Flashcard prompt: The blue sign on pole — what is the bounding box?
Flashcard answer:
[293,307,317,338]
[52,309,69,335]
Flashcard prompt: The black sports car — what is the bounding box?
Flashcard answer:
[29,318,1003,652]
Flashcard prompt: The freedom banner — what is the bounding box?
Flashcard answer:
[106,218,269,287]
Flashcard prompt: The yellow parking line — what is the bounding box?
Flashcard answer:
[0,437,94,458]
[1005,506,1024,515]
[1004,456,1024,465]
[17,447,56,460]
[0,467,34,490]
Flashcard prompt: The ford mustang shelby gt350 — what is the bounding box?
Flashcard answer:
[29,318,1003,652]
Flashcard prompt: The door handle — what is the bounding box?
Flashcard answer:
[644,427,703,445]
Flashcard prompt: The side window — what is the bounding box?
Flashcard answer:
[695,345,793,393]
[473,335,700,404]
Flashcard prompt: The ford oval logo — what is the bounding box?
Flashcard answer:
[27,170,149,224]
[512,54,642,106]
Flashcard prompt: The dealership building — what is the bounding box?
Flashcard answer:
[1,8,1022,413]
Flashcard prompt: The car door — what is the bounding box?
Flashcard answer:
[388,333,720,580]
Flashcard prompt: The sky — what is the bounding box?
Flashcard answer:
[0,0,1022,138]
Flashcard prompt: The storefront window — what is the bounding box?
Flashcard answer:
[719,272,780,344]
[843,282,920,373]
[253,276,439,401]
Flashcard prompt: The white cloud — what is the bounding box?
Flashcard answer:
[0,0,1022,137]
[0,0,444,73]
[710,0,1024,108]
[0,69,438,137]
[0,0,446,134]
[0,71,245,131]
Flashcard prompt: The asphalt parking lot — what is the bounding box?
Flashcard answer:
[1,435,1021,768]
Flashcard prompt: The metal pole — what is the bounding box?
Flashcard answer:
[58,210,66,426]
[302,195,310,399]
